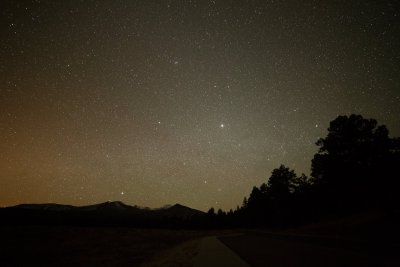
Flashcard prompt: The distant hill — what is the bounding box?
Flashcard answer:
[9,201,203,216]
[0,201,204,227]
[13,203,75,211]
[156,203,204,217]
[76,201,137,211]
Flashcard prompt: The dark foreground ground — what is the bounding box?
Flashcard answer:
[218,212,400,267]
[0,226,209,267]
[220,231,400,267]
[2,212,399,267]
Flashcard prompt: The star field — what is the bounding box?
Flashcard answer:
[1,1,399,211]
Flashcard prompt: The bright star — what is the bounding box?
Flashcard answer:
[220,124,224,128]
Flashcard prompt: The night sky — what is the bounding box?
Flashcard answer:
[1,1,399,211]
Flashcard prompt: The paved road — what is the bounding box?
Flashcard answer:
[145,232,400,267]
[193,236,250,267]
[219,232,400,267]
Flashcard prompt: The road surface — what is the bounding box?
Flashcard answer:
[193,236,250,267]
[219,231,400,267]
[144,231,400,267]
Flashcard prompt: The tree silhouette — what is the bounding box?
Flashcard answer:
[267,165,296,201]
[239,164,309,226]
[241,197,248,209]
[247,186,264,209]
[290,174,311,194]
[206,114,399,228]
[311,114,399,213]
[207,207,215,216]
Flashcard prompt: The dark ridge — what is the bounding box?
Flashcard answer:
[163,203,205,217]
[77,201,135,211]
[0,201,205,228]
[12,203,76,211]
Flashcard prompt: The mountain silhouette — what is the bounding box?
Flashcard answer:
[157,203,204,217]
[13,203,75,211]
[77,201,135,211]
[0,201,204,227]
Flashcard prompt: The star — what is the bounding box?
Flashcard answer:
[0,0,398,213]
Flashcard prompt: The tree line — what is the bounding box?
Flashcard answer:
[206,114,400,227]
[2,114,398,229]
